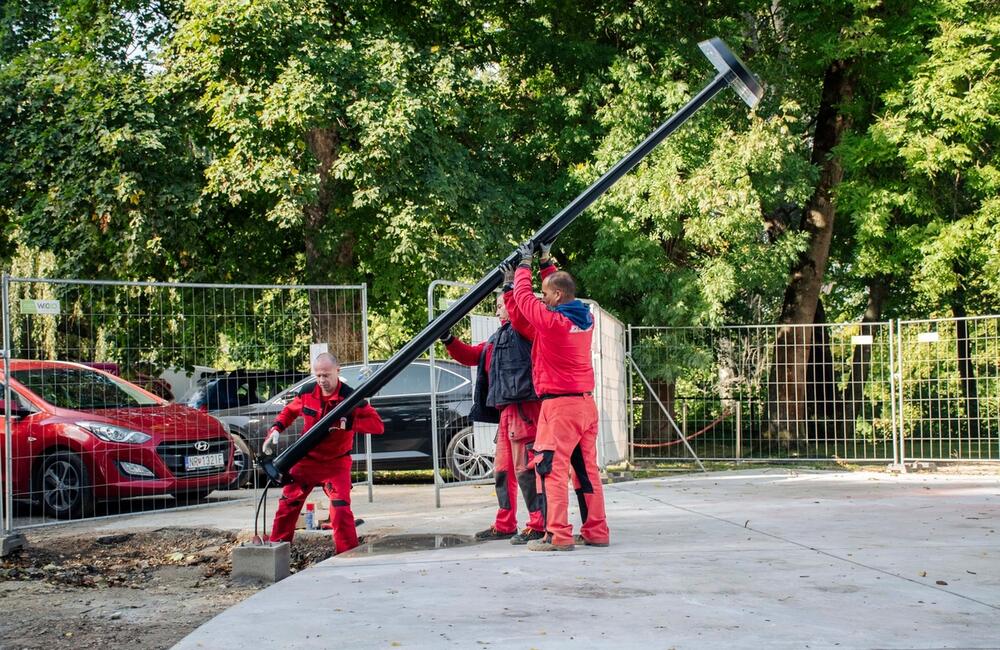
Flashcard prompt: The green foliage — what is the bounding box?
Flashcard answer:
[0,1,207,278]
[2,0,998,350]
[836,1,1000,317]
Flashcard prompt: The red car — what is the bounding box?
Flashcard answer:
[0,360,236,518]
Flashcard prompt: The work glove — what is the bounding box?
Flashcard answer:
[439,328,454,345]
[262,427,280,455]
[515,240,535,266]
[539,241,553,263]
[502,265,516,289]
[498,258,518,276]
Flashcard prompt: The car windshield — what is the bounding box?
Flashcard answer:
[12,367,161,409]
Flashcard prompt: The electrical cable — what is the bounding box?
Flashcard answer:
[632,409,732,448]
[254,478,272,541]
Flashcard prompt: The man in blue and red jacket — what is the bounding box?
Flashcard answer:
[439,256,558,544]
[508,241,610,551]
[264,353,384,554]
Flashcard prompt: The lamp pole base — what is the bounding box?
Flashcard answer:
[260,458,284,485]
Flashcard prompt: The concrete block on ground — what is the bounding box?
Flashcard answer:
[232,541,290,584]
[0,533,26,557]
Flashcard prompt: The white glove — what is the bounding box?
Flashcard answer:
[539,241,553,262]
[262,428,280,455]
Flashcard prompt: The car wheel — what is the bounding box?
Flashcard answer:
[37,452,94,519]
[445,425,495,482]
[225,434,253,490]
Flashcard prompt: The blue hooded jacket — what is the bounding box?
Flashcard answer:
[552,300,593,330]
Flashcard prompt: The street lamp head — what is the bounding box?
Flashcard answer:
[698,37,763,108]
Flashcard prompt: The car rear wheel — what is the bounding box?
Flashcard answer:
[445,425,495,482]
[225,434,253,490]
[37,452,94,519]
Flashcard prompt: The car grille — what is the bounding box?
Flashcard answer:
[157,439,230,478]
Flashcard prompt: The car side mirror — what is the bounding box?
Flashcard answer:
[0,400,31,419]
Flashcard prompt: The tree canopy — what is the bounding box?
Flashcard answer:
[2,0,998,344]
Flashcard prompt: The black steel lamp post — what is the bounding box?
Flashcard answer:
[261,37,762,485]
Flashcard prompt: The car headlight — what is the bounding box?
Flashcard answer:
[77,422,152,444]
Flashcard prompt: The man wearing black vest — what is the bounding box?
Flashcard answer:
[440,256,559,544]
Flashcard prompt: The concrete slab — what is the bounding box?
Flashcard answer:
[171,470,999,649]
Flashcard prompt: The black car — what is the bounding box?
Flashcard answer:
[214,360,491,486]
[185,369,309,412]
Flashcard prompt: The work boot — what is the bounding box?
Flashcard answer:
[527,536,574,552]
[510,527,545,545]
[573,534,610,547]
[474,526,516,541]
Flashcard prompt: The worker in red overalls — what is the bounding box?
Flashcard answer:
[508,241,610,551]
[439,255,557,544]
[264,352,383,554]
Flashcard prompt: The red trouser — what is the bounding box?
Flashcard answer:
[533,395,609,546]
[493,401,545,534]
[269,454,358,554]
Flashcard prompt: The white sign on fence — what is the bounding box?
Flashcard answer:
[19,299,60,315]
[309,343,329,365]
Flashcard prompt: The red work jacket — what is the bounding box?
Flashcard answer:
[511,264,595,396]
[505,260,558,341]
[272,382,384,460]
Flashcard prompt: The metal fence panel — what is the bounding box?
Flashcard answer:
[428,281,498,507]
[628,323,897,463]
[896,316,999,462]
[1,276,367,532]
[427,281,631,507]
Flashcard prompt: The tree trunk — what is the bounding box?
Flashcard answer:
[806,300,836,440]
[952,303,981,438]
[837,279,888,437]
[638,380,677,443]
[767,58,855,444]
[302,127,364,363]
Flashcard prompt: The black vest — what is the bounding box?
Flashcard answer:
[487,322,537,407]
[470,343,500,424]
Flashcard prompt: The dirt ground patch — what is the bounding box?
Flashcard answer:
[0,527,338,649]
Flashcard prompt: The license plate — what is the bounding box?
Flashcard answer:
[185,453,225,470]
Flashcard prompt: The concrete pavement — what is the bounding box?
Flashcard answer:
[164,469,999,649]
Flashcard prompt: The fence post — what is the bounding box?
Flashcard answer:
[887,319,899,468]
[895,320,907,469]
[735,401,742,459]
[1,273,26,555]
[361,283,374,503]
[428,281,443,509]
[626,325,634,466]
[2,272,11,534]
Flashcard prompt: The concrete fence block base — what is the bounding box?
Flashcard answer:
[232,541,290,584]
